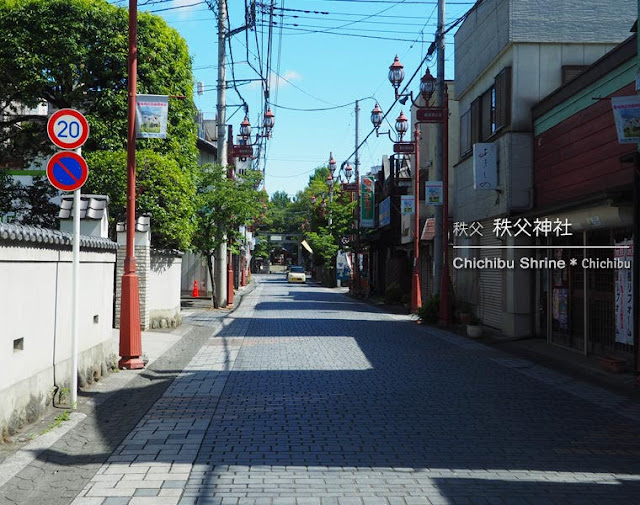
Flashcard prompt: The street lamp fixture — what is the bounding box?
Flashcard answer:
[328,152,337,175]
[419,67,436,102]
[263,108,275,138]
[395,111,409,140]
[237,109,276,144]
[239,116,252,141]
[388,55,405,97]
[370,103,383,129]
[345,162,353,182]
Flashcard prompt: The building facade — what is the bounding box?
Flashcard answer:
[532,33,637,363]
[453,0,636,336]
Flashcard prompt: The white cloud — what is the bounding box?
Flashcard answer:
[249,70,302,90]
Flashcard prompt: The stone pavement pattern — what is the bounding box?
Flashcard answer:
[3,275,640,505]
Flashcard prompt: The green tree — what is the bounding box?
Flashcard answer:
[84,150,196,250]
[301,167,356,268]
[0,0,198,232]
[191,165,262,307]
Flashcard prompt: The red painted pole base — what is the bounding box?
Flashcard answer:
[439,266,452,325]
[411,271,422,313]
[227,262,234,306]
[119,273,144,369]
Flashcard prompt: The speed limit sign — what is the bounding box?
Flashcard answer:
[47,109,89,150]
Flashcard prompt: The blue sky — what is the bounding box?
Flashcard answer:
[138,0,472,198]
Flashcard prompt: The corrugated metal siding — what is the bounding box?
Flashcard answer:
[479,227,503,329]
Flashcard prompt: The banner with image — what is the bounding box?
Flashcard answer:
[401,195,414,215]
[425,181,443,205]
[136,94,169,139]
[360,175,375,228]
[611,96,640,143]
[614,238,634,345]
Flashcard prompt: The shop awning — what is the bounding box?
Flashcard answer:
[420,217,436,241]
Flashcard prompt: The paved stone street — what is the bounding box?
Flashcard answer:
[3,275,640,505]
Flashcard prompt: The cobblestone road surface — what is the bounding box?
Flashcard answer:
[4,275,640,505]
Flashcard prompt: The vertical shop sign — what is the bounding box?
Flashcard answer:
[615,239,634,345]
[360,175,375,228]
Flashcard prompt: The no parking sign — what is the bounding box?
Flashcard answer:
[46,151,88,192]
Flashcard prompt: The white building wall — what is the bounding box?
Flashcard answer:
[0,229,117,437]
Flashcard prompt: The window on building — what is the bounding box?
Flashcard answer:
[459,67,511,160]
[459,109,471,155]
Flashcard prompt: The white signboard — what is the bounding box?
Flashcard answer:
[614,239,634,345]
[136,94,169,139]
[400,195,414,215]
[611,96,640,143]
[473,143,498,190]
[425,181,443,206]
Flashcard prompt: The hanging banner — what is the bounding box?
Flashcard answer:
[360,175,375,228]
[614,238,634,345]
[136,94,169,139]
[379,196,391,227]
[425,181,443,205]
[401,195,414,215]
[611,96,640,143]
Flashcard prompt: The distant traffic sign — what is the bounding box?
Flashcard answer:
[46,151,89,192]
[47,109,89,150]
[394,142,415,154]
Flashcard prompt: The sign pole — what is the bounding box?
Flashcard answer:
[71,156,80,409]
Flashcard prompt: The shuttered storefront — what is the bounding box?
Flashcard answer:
[478,224,504,329]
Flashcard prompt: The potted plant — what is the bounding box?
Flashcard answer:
[466,314,483,338]
[456,301,472,325]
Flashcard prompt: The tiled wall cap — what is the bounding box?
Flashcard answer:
[0,222,117,251]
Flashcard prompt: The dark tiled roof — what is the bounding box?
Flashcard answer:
[0,222,117,251]
[59,194,109,220]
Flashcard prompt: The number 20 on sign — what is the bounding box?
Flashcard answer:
[47,108,90,150]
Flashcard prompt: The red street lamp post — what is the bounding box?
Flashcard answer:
[372,57,451,319]
[119,0,144,369]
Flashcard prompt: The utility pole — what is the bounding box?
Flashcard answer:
[433,0,445,296]
[216,0,228,307]
[354,100,361,294]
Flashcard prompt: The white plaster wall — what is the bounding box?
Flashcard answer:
[148,253,182,322]
[0,243,116,433]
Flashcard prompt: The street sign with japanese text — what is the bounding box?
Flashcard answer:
[473,143,498,189]
[393,142,415,154]
[233,144,254,157]
[342,182,357,192]
[416,107,444,123]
